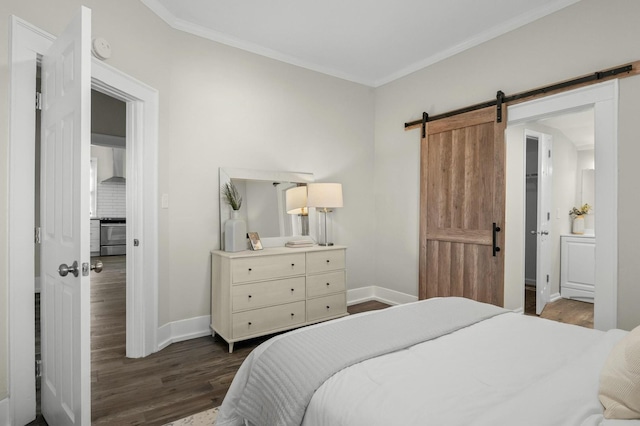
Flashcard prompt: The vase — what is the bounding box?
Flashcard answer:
[224,210,247,252]
[572,215,585,235]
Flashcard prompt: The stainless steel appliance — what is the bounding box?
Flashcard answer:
[100,218,126,256]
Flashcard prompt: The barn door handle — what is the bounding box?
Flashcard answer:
[492,223,501,257]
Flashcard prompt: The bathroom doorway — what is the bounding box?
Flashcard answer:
[517,109,595,326]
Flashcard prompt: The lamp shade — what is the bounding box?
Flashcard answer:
[286,186,308,215]
[306,183,343,208]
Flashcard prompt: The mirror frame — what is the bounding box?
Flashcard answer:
[219,167,316,248]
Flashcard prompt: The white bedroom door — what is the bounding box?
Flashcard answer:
[40,6,92,425]
[535,133,553,315]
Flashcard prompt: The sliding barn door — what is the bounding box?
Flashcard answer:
[419,106,505,306]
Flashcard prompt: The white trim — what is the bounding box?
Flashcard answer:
[141,0,579,87]
[347,286,417,306]
[91,60,160,358]
[8,15,159,423]
[550,292,562,303]
[508,80,618,331]
[157,316,212,351]
[0,398,8,426]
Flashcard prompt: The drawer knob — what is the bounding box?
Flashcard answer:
[326,305,330,310]
[248,322,252,326]
[291,313,295,317]
[291,288,295,292]
[248,295,252,299]
[326,282,330,286]
[291,263,295,267]
[326,260,330,263]
[248,268,252,272]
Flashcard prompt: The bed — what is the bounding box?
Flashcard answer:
[216,297,640,426]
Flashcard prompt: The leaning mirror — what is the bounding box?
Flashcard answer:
[219,167,315,249]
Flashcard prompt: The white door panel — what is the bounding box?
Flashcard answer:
[536,133,553,315]
[40,6,91,425]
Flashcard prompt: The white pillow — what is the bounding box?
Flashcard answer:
[599,325,640,419]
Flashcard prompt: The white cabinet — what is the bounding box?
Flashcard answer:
[560,235,595,302]
[211,246,348,352]
[90,219,101,255]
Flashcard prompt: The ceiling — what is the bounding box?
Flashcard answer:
[537,108,594,150]
[141,0,580,87]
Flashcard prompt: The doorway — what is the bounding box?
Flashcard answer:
[9,15,159,424]
[506,80,617,331]
[520,111,596,327]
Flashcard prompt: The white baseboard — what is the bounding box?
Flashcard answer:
[157,315,212,351]
[0,397,9,426]
[347,286,417,306]
[550,292,562,302]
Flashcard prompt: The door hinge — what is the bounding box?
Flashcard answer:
[546,274,550,283]
[548,149,551,158]
[547,212,550,221]
[35,92,42,110]
[35,359,42,378]
[34,227,41,244]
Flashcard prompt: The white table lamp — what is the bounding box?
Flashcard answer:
[307,183,343,246]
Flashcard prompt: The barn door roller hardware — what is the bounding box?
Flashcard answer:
[405,62,635,129]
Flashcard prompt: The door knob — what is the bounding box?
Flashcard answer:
[541,230,549,235]
[530,230,537,235]
[91,260,103,273]
[58,261,79,277]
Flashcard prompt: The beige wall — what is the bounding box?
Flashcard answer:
[374,0,640,326]
[0,0,375,400]
[617,77,640,331]
[2,0,640,406]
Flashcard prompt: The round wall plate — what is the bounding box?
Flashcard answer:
[92,37,112,60]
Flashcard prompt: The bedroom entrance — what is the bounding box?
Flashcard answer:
[9,10,160,424]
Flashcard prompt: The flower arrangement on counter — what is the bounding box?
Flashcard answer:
[569,203,591,218]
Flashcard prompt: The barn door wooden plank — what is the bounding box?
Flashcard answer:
[419,106,505,306]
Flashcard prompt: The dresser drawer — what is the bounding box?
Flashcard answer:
[307,293,347,323]
[231,253,305,284]
[306,250,346,274]
[232,301,306,339]
[306,271,346,298]
[232,277,305,312]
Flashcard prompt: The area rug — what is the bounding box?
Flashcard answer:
[164,406,218,426]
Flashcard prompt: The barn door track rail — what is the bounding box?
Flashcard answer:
[405,61,639,132]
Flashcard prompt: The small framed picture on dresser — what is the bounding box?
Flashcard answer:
[248,232,263,250]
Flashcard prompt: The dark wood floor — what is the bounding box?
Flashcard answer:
[89,255,388,425]
[524,285,594,328]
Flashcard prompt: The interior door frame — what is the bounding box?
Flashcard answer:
[507,80,618,331]
[8,15,159,424]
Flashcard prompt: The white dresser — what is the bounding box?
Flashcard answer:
[211,245,347,352]
[560,235,595,302]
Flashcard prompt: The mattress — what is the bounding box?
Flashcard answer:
[219,299,639,426]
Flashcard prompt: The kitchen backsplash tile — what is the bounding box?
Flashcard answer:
[97,183,126,217]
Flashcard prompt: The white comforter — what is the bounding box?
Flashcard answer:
[302,312,637,426]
